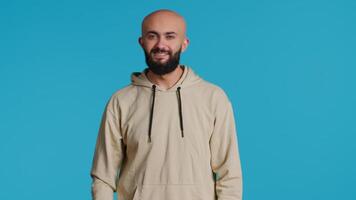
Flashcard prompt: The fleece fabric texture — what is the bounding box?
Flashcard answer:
[90,65,243,200]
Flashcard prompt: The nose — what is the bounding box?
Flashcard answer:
[154,36,167,50]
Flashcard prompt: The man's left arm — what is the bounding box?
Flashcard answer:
[210,91,243,200]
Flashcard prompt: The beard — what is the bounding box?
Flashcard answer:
[144,46,182,76]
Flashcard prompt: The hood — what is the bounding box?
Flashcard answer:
[130,65,202,92]
[130,65,203,142]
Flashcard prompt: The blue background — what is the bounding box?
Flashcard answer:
[0,0,355,199]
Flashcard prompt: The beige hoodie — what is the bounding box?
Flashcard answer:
[90,65,243,200]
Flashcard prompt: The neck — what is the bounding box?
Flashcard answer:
[146,65,184,90]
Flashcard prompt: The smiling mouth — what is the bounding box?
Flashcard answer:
[152,52,169,59]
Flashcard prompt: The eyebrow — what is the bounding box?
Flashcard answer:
[165,32,177,35]
[146,31,177,35]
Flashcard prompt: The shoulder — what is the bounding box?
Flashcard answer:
[198,79,233,117]
[199,79,231,103]
[104,84,138,115]
[110,84,137,101]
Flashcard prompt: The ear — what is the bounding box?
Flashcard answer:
[181,37,190,52]
[138,37,143,48]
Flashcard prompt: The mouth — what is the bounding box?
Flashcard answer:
[152,52,170,60]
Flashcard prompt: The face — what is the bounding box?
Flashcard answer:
[139,11,189,75]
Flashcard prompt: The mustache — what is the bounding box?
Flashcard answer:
[150,48,172,54]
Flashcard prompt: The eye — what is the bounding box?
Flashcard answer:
[146,34,156,40]
[166,35,176,40]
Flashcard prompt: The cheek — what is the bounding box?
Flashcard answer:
[143,46,154,55]
[172,45,182,54]
[172,40,184,51]
[141,41,155,52]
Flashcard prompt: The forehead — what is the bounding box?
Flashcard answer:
[141,12,186,35]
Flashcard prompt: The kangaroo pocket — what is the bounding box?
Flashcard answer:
[133,184,215,200]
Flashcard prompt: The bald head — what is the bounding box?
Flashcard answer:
[141,9,187,37]
[138,9,190,71]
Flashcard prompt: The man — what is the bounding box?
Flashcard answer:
[90,9,243,200]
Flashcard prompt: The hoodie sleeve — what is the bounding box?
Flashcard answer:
[90,101,125,200]
[209,91,243,200]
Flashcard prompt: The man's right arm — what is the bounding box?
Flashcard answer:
[90,102,125,200]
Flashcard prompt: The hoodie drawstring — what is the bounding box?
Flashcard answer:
[148,85,156,143]
[177,86,184,138]
[148,85,184,143]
